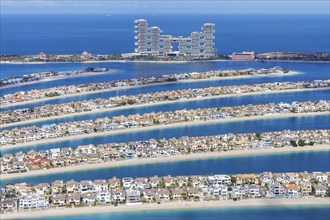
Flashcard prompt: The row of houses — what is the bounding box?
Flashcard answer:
[257,52,329,60]
[231,51,329,61]
[0,66,288,105]
[0,67,109,88]
[1,129,329,174]
[1,171,329,213]
[1,100,329,146]
[2,80,329,125]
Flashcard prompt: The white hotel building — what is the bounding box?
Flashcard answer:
[134,19,216,57]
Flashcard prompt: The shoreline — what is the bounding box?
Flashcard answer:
[1,145,329,180]
[2,198,329,219]
[0,71,300,108]
[0,60,223,64]
[2,86,327,129]
[1,59,330,65]
[258,60,330,64]
[1,111,329,150]
[1,59,231,65]
[0,69,119,90]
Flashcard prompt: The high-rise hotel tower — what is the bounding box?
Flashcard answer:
[134,19,216,57]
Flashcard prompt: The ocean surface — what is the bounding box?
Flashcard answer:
[1,13,330,219]
[1,62,330,97]
[2,114,330,155]
[2,89,329,130]
[2,150,329,187]
[1,14,329,55]
[17,205,330,220]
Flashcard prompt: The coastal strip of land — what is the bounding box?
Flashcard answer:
[0,68,119,89]
[1,129,327,178]
[2,198,329,219]
[1,111,329,150]
[2,86,328,129]
[0,71,299,109]
[4,60,329,64]
[1,144,328,181]
[0,67,296,108]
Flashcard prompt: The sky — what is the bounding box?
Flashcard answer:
[1,0,329,14]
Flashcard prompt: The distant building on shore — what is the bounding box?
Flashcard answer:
[257,52,298,59]
[314,52,328,58]
[231,51,255,61]
[39,52,47,60]
[81,51,92,61]
[134,19,216,58]
[257,51,329,60]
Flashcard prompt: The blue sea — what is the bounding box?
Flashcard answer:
[2,89,329,130]
[16,206,330,220]
[1,13,330,219]
[2,150,329,187]
[1,14,329,55]
[1,61,330,97]
[2,115,330,155]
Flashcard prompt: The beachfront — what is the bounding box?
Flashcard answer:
[1,100,329,148]
[1,80,328,127]
[1,4,329,219]
[2,145,329,181]
[1,171,329,218]
[0,66,292,107]
[1,129,329,179]
[0,67,116,88]
[2,198,329,219]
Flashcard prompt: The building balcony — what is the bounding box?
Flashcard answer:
[203,30,215,33]
[134,24,147,28]
[204,36,215,40]
[135,30,147,33]
[135,28,148,31]
[134,36,147,40]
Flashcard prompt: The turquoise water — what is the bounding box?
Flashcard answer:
[17,205,330,220]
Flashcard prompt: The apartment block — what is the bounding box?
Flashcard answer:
[134,19,216,57]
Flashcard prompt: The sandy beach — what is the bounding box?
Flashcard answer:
[2,86,327,129]
[0,69,119,90]
[0,70,299,108]
[0,59,232,65]
[1,59,329,65]
[1,144,328,180]
[1,111,329,151]
[2,197,329,219]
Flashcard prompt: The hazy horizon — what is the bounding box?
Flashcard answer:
[1,0,329,14]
